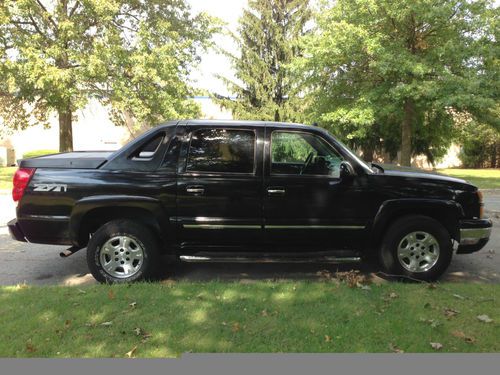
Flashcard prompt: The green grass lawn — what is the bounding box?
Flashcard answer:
[0,166,16,190]
[438,169,500,189]
[0,281,498,357]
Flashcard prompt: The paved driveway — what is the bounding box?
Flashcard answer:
[0,193,499,286]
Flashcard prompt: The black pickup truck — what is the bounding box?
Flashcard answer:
[8,120,492,283]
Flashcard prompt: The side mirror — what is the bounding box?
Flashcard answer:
[339,161,355,179]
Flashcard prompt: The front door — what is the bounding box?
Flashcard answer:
[175,125,264,250]
[263,128,365,251]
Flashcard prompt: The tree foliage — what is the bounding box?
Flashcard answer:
[215,0,311,122]
[299,0,499,165]
[0,0,215,151]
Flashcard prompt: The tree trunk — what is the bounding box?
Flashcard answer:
[58,105,73,152]
[400,99,414,167]
[490,142,497,168]
[362,143,374,163]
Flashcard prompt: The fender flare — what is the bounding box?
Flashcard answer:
[369,198,464,248]
[69,195,170,247]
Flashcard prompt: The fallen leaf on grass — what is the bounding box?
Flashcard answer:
[316,270,333,280]
[64,319,71,328]
[133,327,143,336]
[359,284,371,291]
[25,340,36,353]
[129,302,137,308]
[261,309,268,317]
[430,342,443,350]
[125,346,137,358]
[389,343,404,353]
[427,283,437,289]
[101,321,113,327]
[389,292,398,299]
[477,314,493,323]
[324,335,332,343]
[419,318,441,328]
[141,333,152,343]
[336,270,367,288]
[232,322,241,333]
[77,289,86,294]
[451,330,476,344]
[443,308,459,318]
[161,279,176,286]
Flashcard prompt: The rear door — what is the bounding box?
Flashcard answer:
[175,124,264,250]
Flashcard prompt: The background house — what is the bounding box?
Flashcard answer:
[0,96,232,166]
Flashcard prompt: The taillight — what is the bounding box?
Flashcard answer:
[12,168,35,202]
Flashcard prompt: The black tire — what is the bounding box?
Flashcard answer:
[87,220,161,284]
[379,215,453,281]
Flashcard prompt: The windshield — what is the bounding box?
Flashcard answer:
[328,135,374,174]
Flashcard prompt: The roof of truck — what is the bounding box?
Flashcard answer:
[156,119,321,132]
[184,119,312,129]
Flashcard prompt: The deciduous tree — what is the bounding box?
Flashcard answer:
[0,0,215,151]
[299,0,498,166]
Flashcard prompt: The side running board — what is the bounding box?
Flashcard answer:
[179,255,361,264]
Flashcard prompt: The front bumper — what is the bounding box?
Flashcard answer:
[7,218,27,242]
[457,219,492,254]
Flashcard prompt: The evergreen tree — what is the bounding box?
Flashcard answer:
[215,0,311,122]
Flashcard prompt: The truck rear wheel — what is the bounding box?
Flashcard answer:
[379,215,453,281]
[87,220,160,283]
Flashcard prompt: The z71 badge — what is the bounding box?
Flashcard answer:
[33,184,68,192]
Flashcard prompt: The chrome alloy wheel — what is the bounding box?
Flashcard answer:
[99,235,144,279]
[397,231,440,273]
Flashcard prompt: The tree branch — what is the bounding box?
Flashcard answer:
[28,14,48,39]
[69,1,81,18]
[35,0,58,29]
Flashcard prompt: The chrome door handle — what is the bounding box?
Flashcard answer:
[186,186,205,195]
[267,187,286,195]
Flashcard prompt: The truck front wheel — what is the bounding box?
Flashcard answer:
[379,215,453,281]
[87,220,160,283]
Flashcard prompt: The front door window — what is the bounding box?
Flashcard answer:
[271,131,344,177]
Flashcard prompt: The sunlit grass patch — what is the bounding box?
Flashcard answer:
[0,281,498,357]
[438,169,500,189]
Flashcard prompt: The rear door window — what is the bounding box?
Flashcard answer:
[186,128,255,174]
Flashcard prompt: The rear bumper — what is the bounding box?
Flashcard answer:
[7,218,27,242]
[457,219,492,254]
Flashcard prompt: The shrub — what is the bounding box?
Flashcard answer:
[458,123,500,168]
[22,149,58,159]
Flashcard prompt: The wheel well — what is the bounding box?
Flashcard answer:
[78,207,163,248]
[372,208,460,250]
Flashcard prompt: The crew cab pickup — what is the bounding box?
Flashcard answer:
[8,120,492,283]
